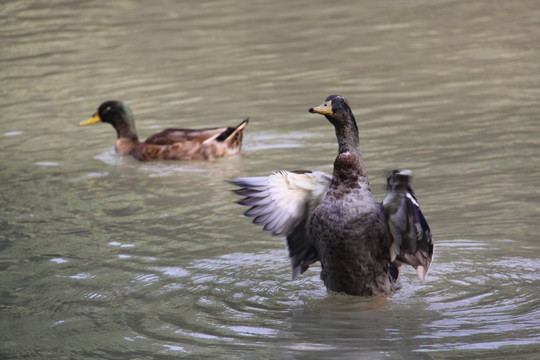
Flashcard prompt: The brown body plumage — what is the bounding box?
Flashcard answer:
[80,100,248,161]
[310,155,395,295]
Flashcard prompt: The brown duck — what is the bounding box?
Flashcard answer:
[232,95,433,296]
[80,100,248,161]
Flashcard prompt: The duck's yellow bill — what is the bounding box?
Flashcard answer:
[309,100,333,116]
[79,113,102,126]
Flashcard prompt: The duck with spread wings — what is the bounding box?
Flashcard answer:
[231,95,433,296]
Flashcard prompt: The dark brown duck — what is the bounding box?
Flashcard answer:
[232,95,433,296]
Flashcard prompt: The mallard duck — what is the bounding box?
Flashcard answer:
[232,95,433,296]
[80,100,249,161]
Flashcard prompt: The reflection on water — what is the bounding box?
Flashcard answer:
[1,0,540,358]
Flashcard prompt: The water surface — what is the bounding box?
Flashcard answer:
[1,0,539,358]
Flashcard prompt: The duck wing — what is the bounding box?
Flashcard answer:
[231,170,332,279]
[144,118,249,146]
[144,127,228,145]
[382,170,434,283]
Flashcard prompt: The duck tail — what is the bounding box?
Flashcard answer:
[215,118,249,144]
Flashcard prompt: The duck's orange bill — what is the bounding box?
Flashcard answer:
[79,113,102,126]
[309,100,333,115]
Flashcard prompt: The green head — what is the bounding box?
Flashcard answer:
[80,100,138,141]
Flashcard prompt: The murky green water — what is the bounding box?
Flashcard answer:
[1,0,539,358]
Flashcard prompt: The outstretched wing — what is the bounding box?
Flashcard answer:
[382,170,434,283]
[231,170,332,279]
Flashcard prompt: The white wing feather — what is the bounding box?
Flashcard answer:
[232,170,332,278]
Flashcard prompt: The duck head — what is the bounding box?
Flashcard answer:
[309,95,360,154]
[309,95,356,127]
[80,100,138,141]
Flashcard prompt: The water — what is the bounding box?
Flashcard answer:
[1,0,539,358]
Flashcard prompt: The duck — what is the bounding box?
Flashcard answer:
[80,100,249,161]
[231,95,433,296]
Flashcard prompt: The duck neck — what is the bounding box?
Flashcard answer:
[328,113,369,187]
[332,114,360,155]
[116,126,139,142]
[113,115,139,142]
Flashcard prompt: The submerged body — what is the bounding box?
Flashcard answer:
[232,95,433,296]
[80,100,248,161]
